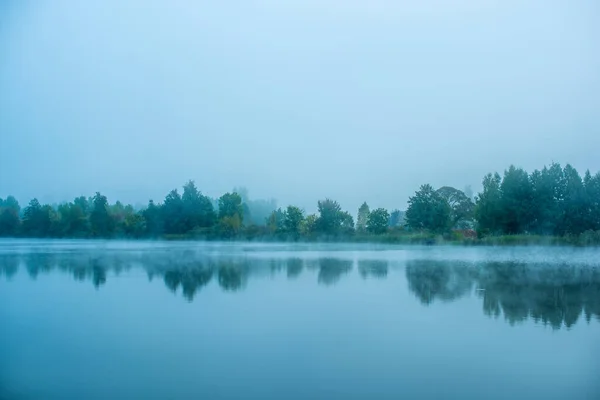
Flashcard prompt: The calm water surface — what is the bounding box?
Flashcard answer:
[1,240,599,399]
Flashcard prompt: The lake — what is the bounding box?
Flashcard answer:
[1,240,599,399]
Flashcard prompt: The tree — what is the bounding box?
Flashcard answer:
[283,206,304,237]
[219,193,243,221]
[266,208,285,234]
[218,193,244,237]
[436,186,474,229]
[406,184,451,233]
[559,164,588,235]
[22,199,55,237]
[0,196,21,216]
[123,212,146,237]
[499,166,534,234]
[21,198,42,235]
[90,192,114,237]
[0,196,20,236]
[143,200,163,236]
[315,199,344,235]
[57,199,89,237]
[585,171,600,232]
[367,208,390,234]
[530,164,563,235]
[219,214,242,238]
[182,180,216,230]
[0,209,19,236]
[234,187,276,226]
[162,189,185,234]
[110,201,128,235]
[388,209,404,228]
[340,211,355,235]
[301,214,318,235]
[356,202,370,232]
[475,173,502,236]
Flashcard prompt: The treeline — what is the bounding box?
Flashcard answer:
[0,162,599,243]
[406,163,600,237]
[0,180,404,240]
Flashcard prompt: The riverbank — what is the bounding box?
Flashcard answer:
[157,230,600,247]
[3,230,600,247]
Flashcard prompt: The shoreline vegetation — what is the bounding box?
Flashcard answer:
[1,162,599,246]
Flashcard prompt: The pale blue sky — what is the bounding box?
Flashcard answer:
[1,0,599,212]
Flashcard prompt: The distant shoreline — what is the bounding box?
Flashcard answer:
[2,162,599,245]
[1,233,598,247]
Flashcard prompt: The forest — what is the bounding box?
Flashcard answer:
[1,162,599,244]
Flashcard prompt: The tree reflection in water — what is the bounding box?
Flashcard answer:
[406,260,600,330]
[358,260,388,279]
[0,254,18,279]
[1,250,599,329]
[317,258,353,286]
[405,261,475,305]
[286,258,303,279]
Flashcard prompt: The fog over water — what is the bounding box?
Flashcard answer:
[2,239,600,328]
[1,240,600,399]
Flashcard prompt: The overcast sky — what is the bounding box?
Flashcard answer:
[1,0,599,213]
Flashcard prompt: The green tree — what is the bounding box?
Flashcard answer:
[110,201,128,235]
[367,208,390,234]
[142,200,163,236]
[301,214,318,236]
[356,202,370,232]
[436,186,474,229]
[406,184,451,233]
[499,166,534,234]
[90,192,114,237]
[585,171,600,231]
[57,199,89,237]
[22,199,54,237]
[0,209,20,236]
[162,189,185,234]
[530,163,563,235]
[340,211,355,235]
[283,205,304,237]
[559,164,588,235]
[218,192,244,237]
[475,173,503,235]
[0,196,20,210]
[0,196,20,236]
[315,199,344,235]
[219,214,242,238]
[266,208,285,234]
[43,205,61,237]
[182,180,216,231]
[219,192,243,220]
[123,212,146,237]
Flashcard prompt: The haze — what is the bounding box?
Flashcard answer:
[1,0,599,212]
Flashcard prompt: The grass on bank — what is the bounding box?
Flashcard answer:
[162,228,600,247]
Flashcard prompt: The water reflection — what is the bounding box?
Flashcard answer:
[406,260,600,329]
[1,250,599,329]
[217,264,246,292]
[286,258,303,279]
[317,258,353,286]
[0,254,18,279]
[163,269,214,301]
[358,260,389,279]
[406,261,474,305]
